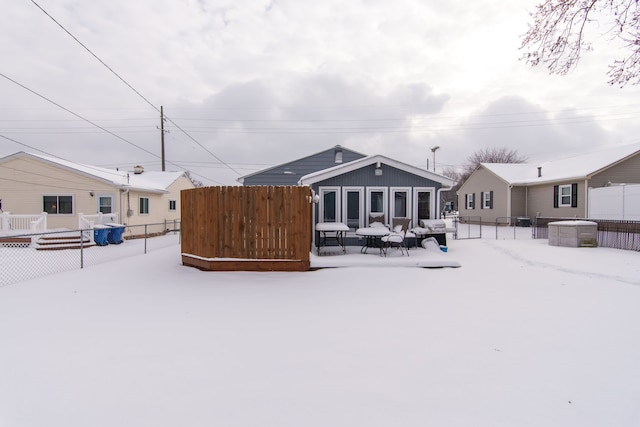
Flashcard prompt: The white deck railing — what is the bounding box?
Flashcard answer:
[0,212,48,235]
[78,213,119,244]
[78,212,118,228]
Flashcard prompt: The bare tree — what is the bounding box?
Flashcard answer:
[184,171,205,188]
[461,147,528,183]
[521,0,640,86]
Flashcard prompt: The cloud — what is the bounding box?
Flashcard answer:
[431,96,616,172]
[1,0,639,186]
[162,75,450,183]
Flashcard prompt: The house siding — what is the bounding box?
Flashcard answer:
[589,153,640,187]
[309,161,445,232]
[124,176,194,233]
[0,156,122,229]
[527,181,585,218]
[510,186,527,218]
[312,163,444,188]
[457,166,510,223]
[0,155,193,232]
[242,147,365,185]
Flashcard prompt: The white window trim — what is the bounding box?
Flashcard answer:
[390,187,412,220]
[483,192,491,209]
[342,187,364,229]
[466,193,474,210]
[169,199,177,212]
[413,187,435,224]
[559,184,572,207]
[366,187,388,220]
[318,186,341,223]
[97,194,114,214]
[139,196,150,215]
[43,193,74,215]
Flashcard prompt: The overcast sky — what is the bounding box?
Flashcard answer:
[2,0,639,185]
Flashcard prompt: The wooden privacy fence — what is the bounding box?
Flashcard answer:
[181,186,313,271]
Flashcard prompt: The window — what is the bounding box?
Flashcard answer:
[169,200,177,211]
[343,187,363,230]
[139,197,149,215]
[391,188,410,218]
[43,195,73,215]
[560,185,571,206]
[98,196,113,214]
[319,187,340,222]
[481,191,493,209]
[367,187,387,219]
[465,193,475,210]
[554,184,578,208]
[414,189,433,221]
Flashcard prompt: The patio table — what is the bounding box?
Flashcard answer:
[355,226,390,254]
[316,222,350,255]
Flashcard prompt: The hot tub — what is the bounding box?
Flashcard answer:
[548,220,597,248]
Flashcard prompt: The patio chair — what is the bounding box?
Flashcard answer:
[381,217,411,257]
[393,217,417,249]
[368,213,386,227]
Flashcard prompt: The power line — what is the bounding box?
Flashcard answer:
[0,72,160,159]
[29,0,240,176]
[30,0,159,114]
[163,114,242,175]
[0,132,224,186]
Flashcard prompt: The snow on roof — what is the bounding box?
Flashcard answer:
[10,152,184,192]
[127,171,185,192]
[482,143,640,185]
[237,145,367,183]
[298,154,456,186]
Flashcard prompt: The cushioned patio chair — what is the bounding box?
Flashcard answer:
[368,213,386,227]
[381,217,411,256]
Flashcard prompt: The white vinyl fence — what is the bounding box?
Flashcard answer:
[589,184,640,221]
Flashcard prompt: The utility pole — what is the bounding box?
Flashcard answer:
[160,105,166,171]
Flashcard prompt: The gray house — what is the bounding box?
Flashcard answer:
[298,154,456,232]
[237,145,366,185]
[457,143,640,223]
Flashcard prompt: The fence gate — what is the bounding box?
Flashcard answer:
[181,186,313,271]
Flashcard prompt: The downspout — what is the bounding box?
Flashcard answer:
[507,185,513,224]
[119,188,130,225]
[584,179,589,218]
[437,185,453,218]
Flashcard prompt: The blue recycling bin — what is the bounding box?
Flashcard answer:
[93,225,110,246]
[106,223,125,244]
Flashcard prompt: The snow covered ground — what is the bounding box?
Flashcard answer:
[1,233,640,426]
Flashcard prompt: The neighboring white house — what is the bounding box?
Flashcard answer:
[0,152,194,235]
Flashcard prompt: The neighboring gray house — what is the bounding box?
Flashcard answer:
[237,145,366,185]
[457,143,640,223]
[298,154,456,232]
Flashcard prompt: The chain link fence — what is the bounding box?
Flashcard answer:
[0,221,181,287]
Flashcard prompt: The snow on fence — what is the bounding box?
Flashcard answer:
[0,212,47,235]
[533,217,640,251]
[0,222,181,287]
[78,213,119,244]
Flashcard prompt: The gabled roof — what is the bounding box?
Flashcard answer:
[298,154,457,187]
[237,145,366,184]
[0,151,187,193]
[481,143,640,185]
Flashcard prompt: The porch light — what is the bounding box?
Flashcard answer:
[375,162,382,176]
